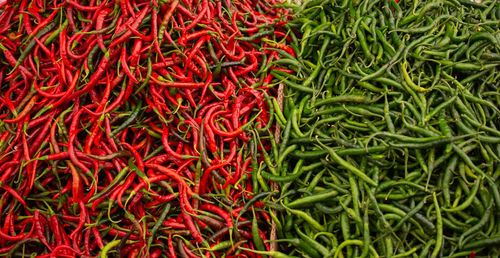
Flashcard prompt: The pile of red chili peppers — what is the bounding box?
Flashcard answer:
[0,0,293,256]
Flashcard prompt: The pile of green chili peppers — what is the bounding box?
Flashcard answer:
[263,0,500,257]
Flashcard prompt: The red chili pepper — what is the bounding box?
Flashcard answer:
[209,110,244,138]
[68,109,91,174]
[185,35,209,72]
[120,47,139,84]
[150,76,205,88]
[109,6,150,49]
[49,244,85,256]
[1,185,28,209]
[67,0,101,11]
[3,95,38,123]
[201,204,234,229]
[180,188,204,243]
[178,30,209,46]
[34,210,53,251]
[30,5,62,38]
[95,9,109,51]
[144,163,195,196]
[0,217,34,241]
[69,49,113,99]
